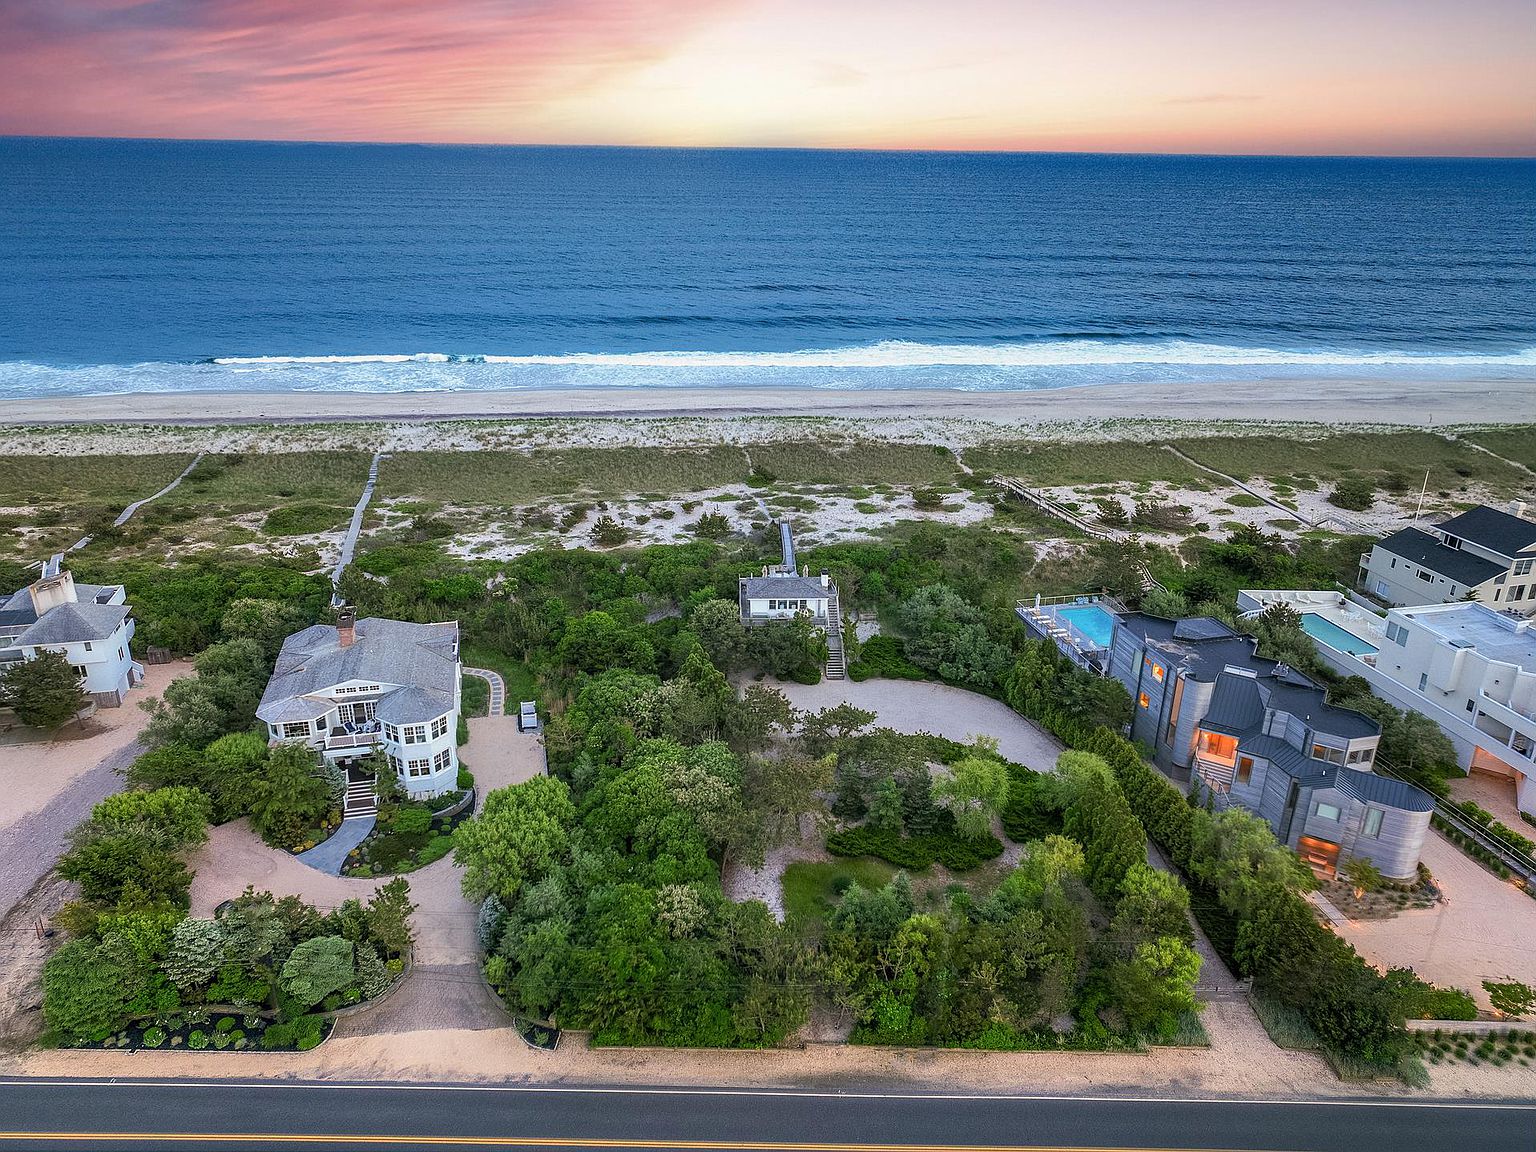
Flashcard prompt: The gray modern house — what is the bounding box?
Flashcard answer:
[1107,613,1433,879]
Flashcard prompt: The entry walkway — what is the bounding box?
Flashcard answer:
[296,813,376,876]
[463,667,506,715]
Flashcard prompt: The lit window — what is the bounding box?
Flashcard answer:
[1236,756,1254,785]
[1363,809,1383,838]
[1151,663,1165,683]
[1195,730,1238,765]
[1315,803,1340,821]
[1138,692,1150,709]
[1311,744,1345,766]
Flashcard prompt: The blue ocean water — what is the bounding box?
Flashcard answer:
[1,137,1533,399]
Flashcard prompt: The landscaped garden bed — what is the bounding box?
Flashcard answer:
[343,790,473,876]
[286,807,345,855]
[81,1010,333,1053]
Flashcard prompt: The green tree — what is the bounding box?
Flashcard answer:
[82,786,210,849]
[688,599,748,671]
[1483,979,1536,1020]
[1342,856,1385,898]
[0,650,89,729]
[42,937,144,1042]
[894,584,1008,687]
[1107,936,1202,1037]
[866,775,905,834]
[932,752,1011,841]
[57,832,194,912]
[364,878,417,956]
[165,917,229,992]
[247,743,330,846]
[279,935,355,1008]
[453,776,576,904]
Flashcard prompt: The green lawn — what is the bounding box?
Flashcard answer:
[965,442,1204,486]
[781,858,896,927]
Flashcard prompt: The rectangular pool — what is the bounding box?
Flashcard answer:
[1301,613,1378,657]
[1055,603,1117,650]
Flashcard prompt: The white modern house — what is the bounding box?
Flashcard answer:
[1239,589,1535,820]
[258,608,462,815]
[1359,503,1536,614]
[0,557,141,709]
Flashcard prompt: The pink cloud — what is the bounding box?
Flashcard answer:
[0,0,728,141]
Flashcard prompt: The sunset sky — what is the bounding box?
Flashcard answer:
[1,0,1533,155]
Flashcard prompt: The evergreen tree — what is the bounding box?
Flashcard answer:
[0,650,89,729]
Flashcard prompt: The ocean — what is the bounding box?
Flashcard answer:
[1,137,1533,400]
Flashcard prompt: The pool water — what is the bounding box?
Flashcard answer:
[1055,604,1117,649]
[1301,613,1379,657]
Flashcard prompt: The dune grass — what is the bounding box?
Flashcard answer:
[0,454,195,507]
[380,447,749,506]
[1465,426,1536,471]
[966,441,1204,486]
[1172,432,1525,492]
[749,441,959,485]
[165,451,374,509]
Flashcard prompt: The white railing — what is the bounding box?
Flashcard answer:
[325,730,380,750]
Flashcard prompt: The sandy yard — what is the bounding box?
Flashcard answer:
[1329,831,1536,1011]
[770,675,1066,770]
[1448,769,1531,834]
[0,661,191,921]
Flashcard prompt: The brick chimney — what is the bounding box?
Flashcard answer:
[337,605,356,648]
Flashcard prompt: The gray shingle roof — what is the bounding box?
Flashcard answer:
[375,685,452,724]
[1433,505,1536,558]
[1375,527,1503,587]
[258,617,458,724]
[16,602,130,645]
[740,575,831,600]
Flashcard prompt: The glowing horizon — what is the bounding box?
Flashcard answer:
[1,1,1533,157]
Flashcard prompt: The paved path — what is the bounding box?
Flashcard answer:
[462,667,506,716]
[330,451,383,604]
[295,814,376,876]
[0,1080,1531,1152]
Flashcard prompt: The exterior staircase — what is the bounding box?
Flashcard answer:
[824,587,847,680]
[344,774,378,819]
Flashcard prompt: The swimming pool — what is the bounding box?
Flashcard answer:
[1301,613,1378,657]
[1055,603,1117,650]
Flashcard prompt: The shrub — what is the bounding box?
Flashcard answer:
[1328,476,1375,511]
[141,1026,166,1049]
[392,807,432,836]
[847,635,927,682]
[457,766,475,791]
[279,936,356,1009]
[825,824,1003,872]
[187,1030,209,1050]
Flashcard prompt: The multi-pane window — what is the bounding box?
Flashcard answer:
[433,748,452,771]
[1515,559,1534,577]
[383,723,399,742]
[282,721,310,739]
[403,724,427,744]
[1347,748,1374,765]
[431,715,449,740]
[1311,743,1345,766]
[406,758,431,778]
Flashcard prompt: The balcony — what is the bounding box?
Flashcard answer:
[324,720,381,751]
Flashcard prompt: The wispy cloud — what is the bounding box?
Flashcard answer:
[0,0,731,140]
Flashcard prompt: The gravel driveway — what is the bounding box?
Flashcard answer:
[770,676,1065,770]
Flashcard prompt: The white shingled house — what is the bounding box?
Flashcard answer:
[257,608,462,816]
[0,557,141,709]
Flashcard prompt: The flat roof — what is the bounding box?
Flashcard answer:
[1399,603,1536,673]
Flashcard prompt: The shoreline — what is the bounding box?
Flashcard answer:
[1,376,1533,428]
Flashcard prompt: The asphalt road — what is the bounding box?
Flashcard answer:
[0,1080,1532,1151]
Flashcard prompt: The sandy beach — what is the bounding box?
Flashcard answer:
[2,376,1532,429]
